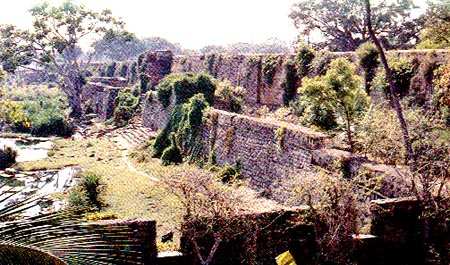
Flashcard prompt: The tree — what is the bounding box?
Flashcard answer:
[92,30,146,61]
[290,0,423,51]
[299,58,368,151]
[417,0,450,49]
[163,169,257,265]
[364,0,415,169]
[0,1,123,117]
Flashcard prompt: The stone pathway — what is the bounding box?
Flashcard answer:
[108,115,156,150]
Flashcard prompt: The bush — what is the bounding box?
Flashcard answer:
[282,59,299,106]
[356,42,379,94]
[30,110,72,137]
[113,88,140,126]
[69,172,104,211]
[105,62,117,77]
[0,100,31,132]
[262,55,280,85]
[152,94,209,162]
[161,133,183,166]
[214,80,245,113]
[297,58,368,150]
[215,164,241,183]
[433,63,450,126]
[156,73,216,108]
[310,50,334,76]
[295,44,315,77]
[372,56,415,98]
[0,146,17,169]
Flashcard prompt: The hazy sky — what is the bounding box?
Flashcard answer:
[0,0,299,49]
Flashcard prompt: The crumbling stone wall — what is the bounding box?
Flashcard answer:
[202,109,330,189]
[139,50,173,89]
[81,77,128,120]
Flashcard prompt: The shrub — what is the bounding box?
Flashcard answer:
[161,133,183,166]
[152,94,209,162]
[0,100,31,132]
[372,56,415,98]
[214,80,245,113]
[105,62,117,77]
[282,59,299,106]
[310,50,334,76]
[356,42,379,94]
[113,88,140,126]
[79,172,104,209]
[297,58,368,150]
[29,110,72,137]
[156,73,216,108]
[433,63,450,125]
[215,164,241,183]
[295,44,315,77]
[0,146,17,169]
[262,55,280,85]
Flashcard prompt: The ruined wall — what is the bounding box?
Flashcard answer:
[81,77,128,120]
[202,109,330,189]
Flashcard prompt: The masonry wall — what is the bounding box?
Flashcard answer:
[202,109,330,189]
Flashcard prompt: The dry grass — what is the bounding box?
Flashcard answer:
[15,137,187,248]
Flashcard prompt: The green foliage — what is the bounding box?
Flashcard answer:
[298,58,368,150]
[0,85,71,136]
[29,110,73,137]
[282,59,299,106]
[417,0,450,49]
[290,0,422,51]
[0,100,31,132]
[356,42,379,93]
[113,88,140,126]
[105,62,117,77]
[215,164,241,183]
[152,94,209,163]
[433,63,450,126]
[373,56,415,98]
[295,44,315,77]
[262,55,280,85]
[70,172,104,210]
[214,80,245,113]
[156,73,216,108]
[0,146,17,169]
[275,127,287,151]
[310,50,334,76]
[161,133,183,166]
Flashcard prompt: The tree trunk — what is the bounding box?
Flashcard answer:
[63,72,85,118]
[364,0,416,171]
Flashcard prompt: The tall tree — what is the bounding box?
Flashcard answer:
[290,0,423,51]
[0,1,123,117]
[92,30,146,61]
[417,0,450,49]
[364,0,415,169]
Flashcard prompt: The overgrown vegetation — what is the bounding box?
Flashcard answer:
[356,42,379,93]
[297,58,369,150]
[433,63,450,126]
[295,44,315,77]
[156,73,216,108]
[0,86,72,137]
[262,55,280,85]
[214,80,245,113]
[0,146,17,169]
[113,86,140,126]
[282,59,299,105]
[69,172,104,211]
[152,93,210,163]
[372,56,415,98]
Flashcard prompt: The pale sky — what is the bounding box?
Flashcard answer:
[0,0,299,49]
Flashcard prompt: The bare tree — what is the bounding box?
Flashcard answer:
[364,0,415,170]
